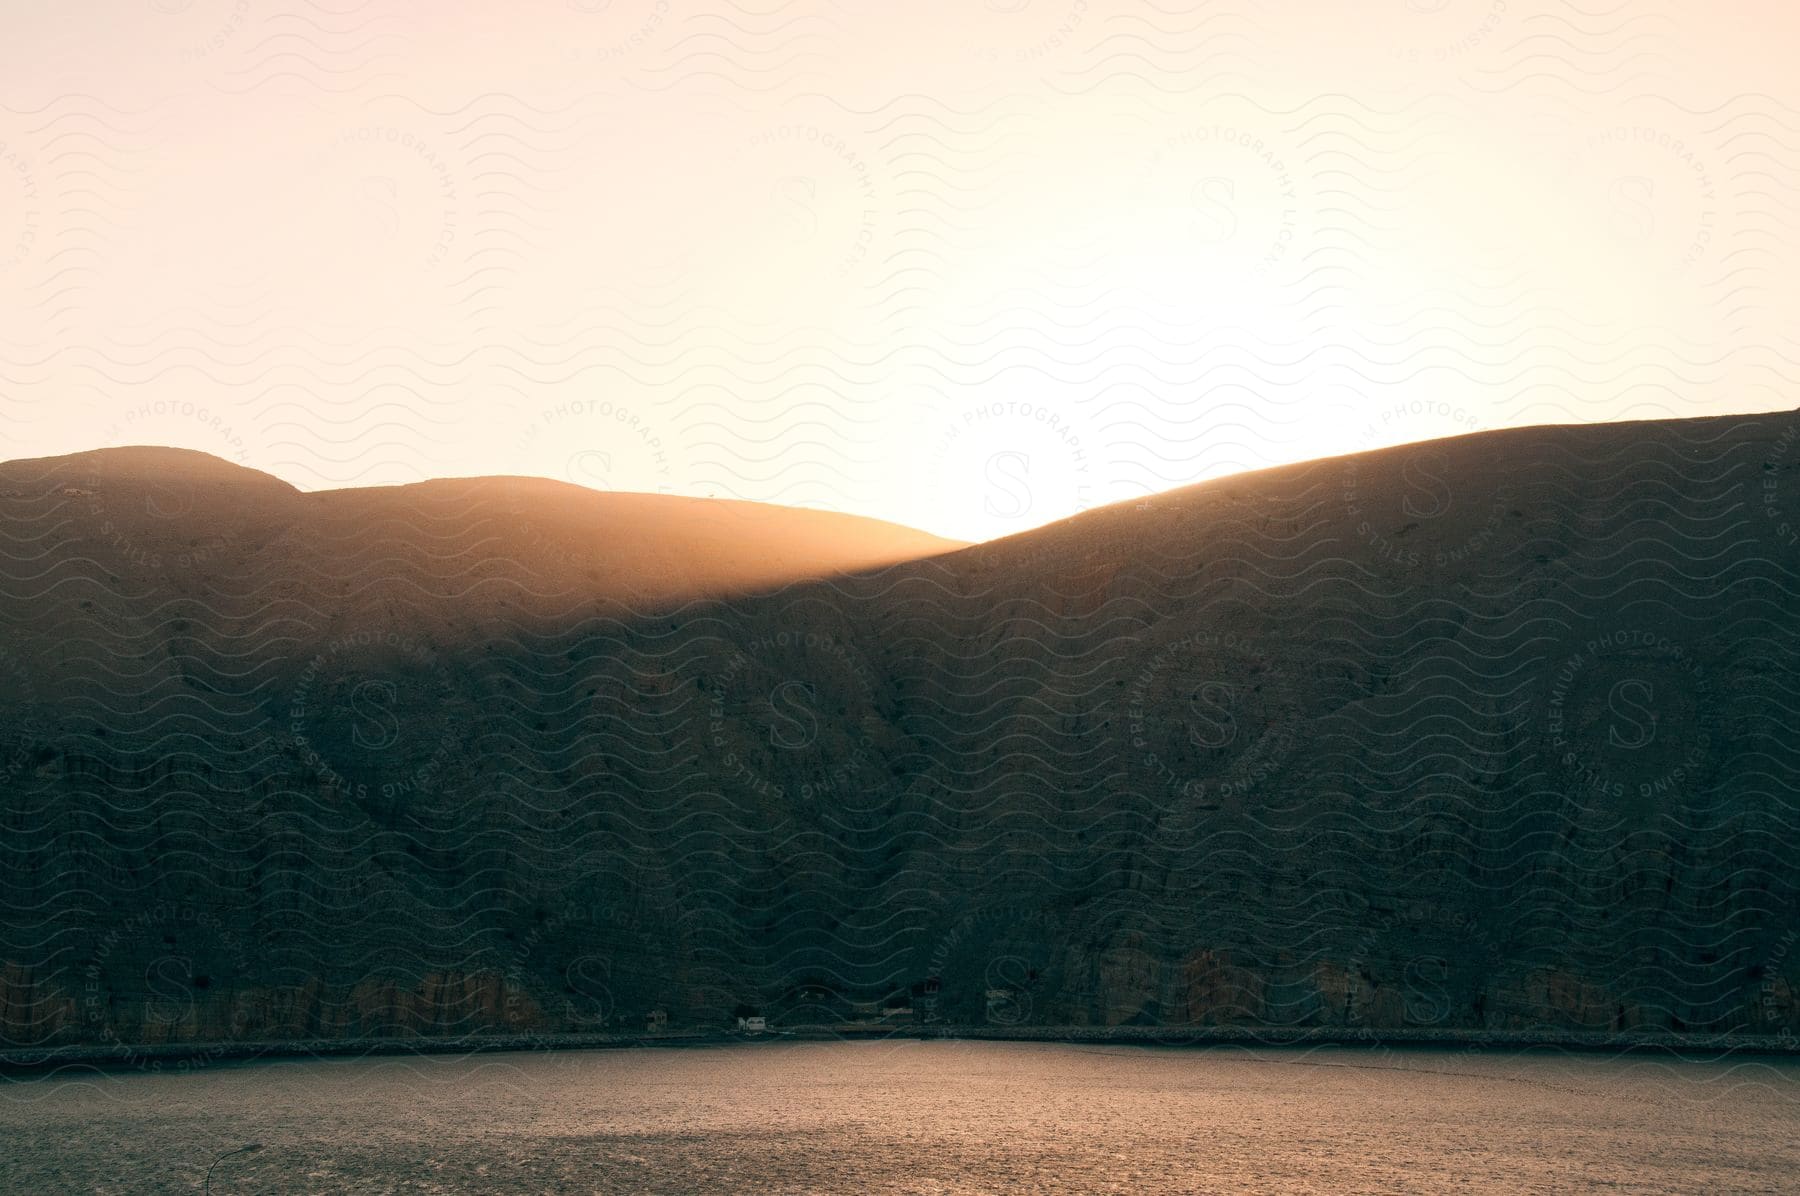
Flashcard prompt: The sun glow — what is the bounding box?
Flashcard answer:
[1,1,1794,542]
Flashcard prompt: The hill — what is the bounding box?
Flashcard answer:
[1,416,1798,1052]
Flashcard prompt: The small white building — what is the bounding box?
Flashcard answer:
[736,1015,767,1032]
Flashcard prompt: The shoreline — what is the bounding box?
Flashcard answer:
[5,1023,1797,1074]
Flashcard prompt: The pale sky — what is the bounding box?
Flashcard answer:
[2,0,1796,540]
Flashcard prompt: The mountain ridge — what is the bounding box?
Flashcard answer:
[0,444,968,612]
[1,412,1797,1052]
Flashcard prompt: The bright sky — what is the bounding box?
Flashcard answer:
[1,1,1796,541]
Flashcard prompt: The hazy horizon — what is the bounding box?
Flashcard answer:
[4,1,1800,539]
[6,400,1777,546]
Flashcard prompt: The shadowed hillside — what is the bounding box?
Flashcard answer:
[2,415,1799,1053]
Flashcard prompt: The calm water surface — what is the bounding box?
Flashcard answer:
[2,1041,1796,1194]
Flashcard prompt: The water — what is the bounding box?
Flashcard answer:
[3,1041,1797,1193]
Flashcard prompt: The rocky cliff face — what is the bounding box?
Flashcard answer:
[3,415,1799,1052]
